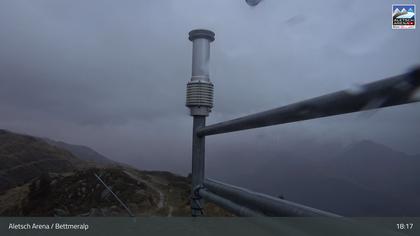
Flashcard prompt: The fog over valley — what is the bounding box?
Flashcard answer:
[0,0,419,216]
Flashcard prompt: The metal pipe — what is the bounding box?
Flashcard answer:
[187,29,215,216]
[204,178,340,217]
[197,67,420,136]
[191,116,206,216]
[199,189,264,216]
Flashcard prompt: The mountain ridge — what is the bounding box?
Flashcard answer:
[206,138,420,216]
[43,138,115,165]
[0,129,229,216]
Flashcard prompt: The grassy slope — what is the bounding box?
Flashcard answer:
[0,130,231,216]
[0,130,83,193]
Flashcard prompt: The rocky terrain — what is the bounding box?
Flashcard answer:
[0,129,230,217]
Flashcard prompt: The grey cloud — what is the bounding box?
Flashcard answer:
[0,0,419,173]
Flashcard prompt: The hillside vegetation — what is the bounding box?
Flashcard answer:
[0,130,81,193]
[0,130,230,216]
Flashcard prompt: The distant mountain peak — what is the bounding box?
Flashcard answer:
[44,138,114,165]
[345,139,393,152]
[341,140,404,159]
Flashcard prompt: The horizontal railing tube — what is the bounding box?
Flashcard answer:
[204,178,340,217]
[199,189,263,216]
[197,68,420,136]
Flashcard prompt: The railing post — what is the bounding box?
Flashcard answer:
[186,29,215,216]
[191,116,206,216]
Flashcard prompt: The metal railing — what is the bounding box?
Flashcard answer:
[185,29,420,217]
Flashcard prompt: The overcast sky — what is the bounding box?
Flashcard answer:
[0,0,419,174]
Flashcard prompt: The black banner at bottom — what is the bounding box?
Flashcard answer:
[0,217,418,236]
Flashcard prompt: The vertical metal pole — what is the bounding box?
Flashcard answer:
[191,116,206,216]
[186,29,215,216]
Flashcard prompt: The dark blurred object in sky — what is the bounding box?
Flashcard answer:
[246,0,262,7]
